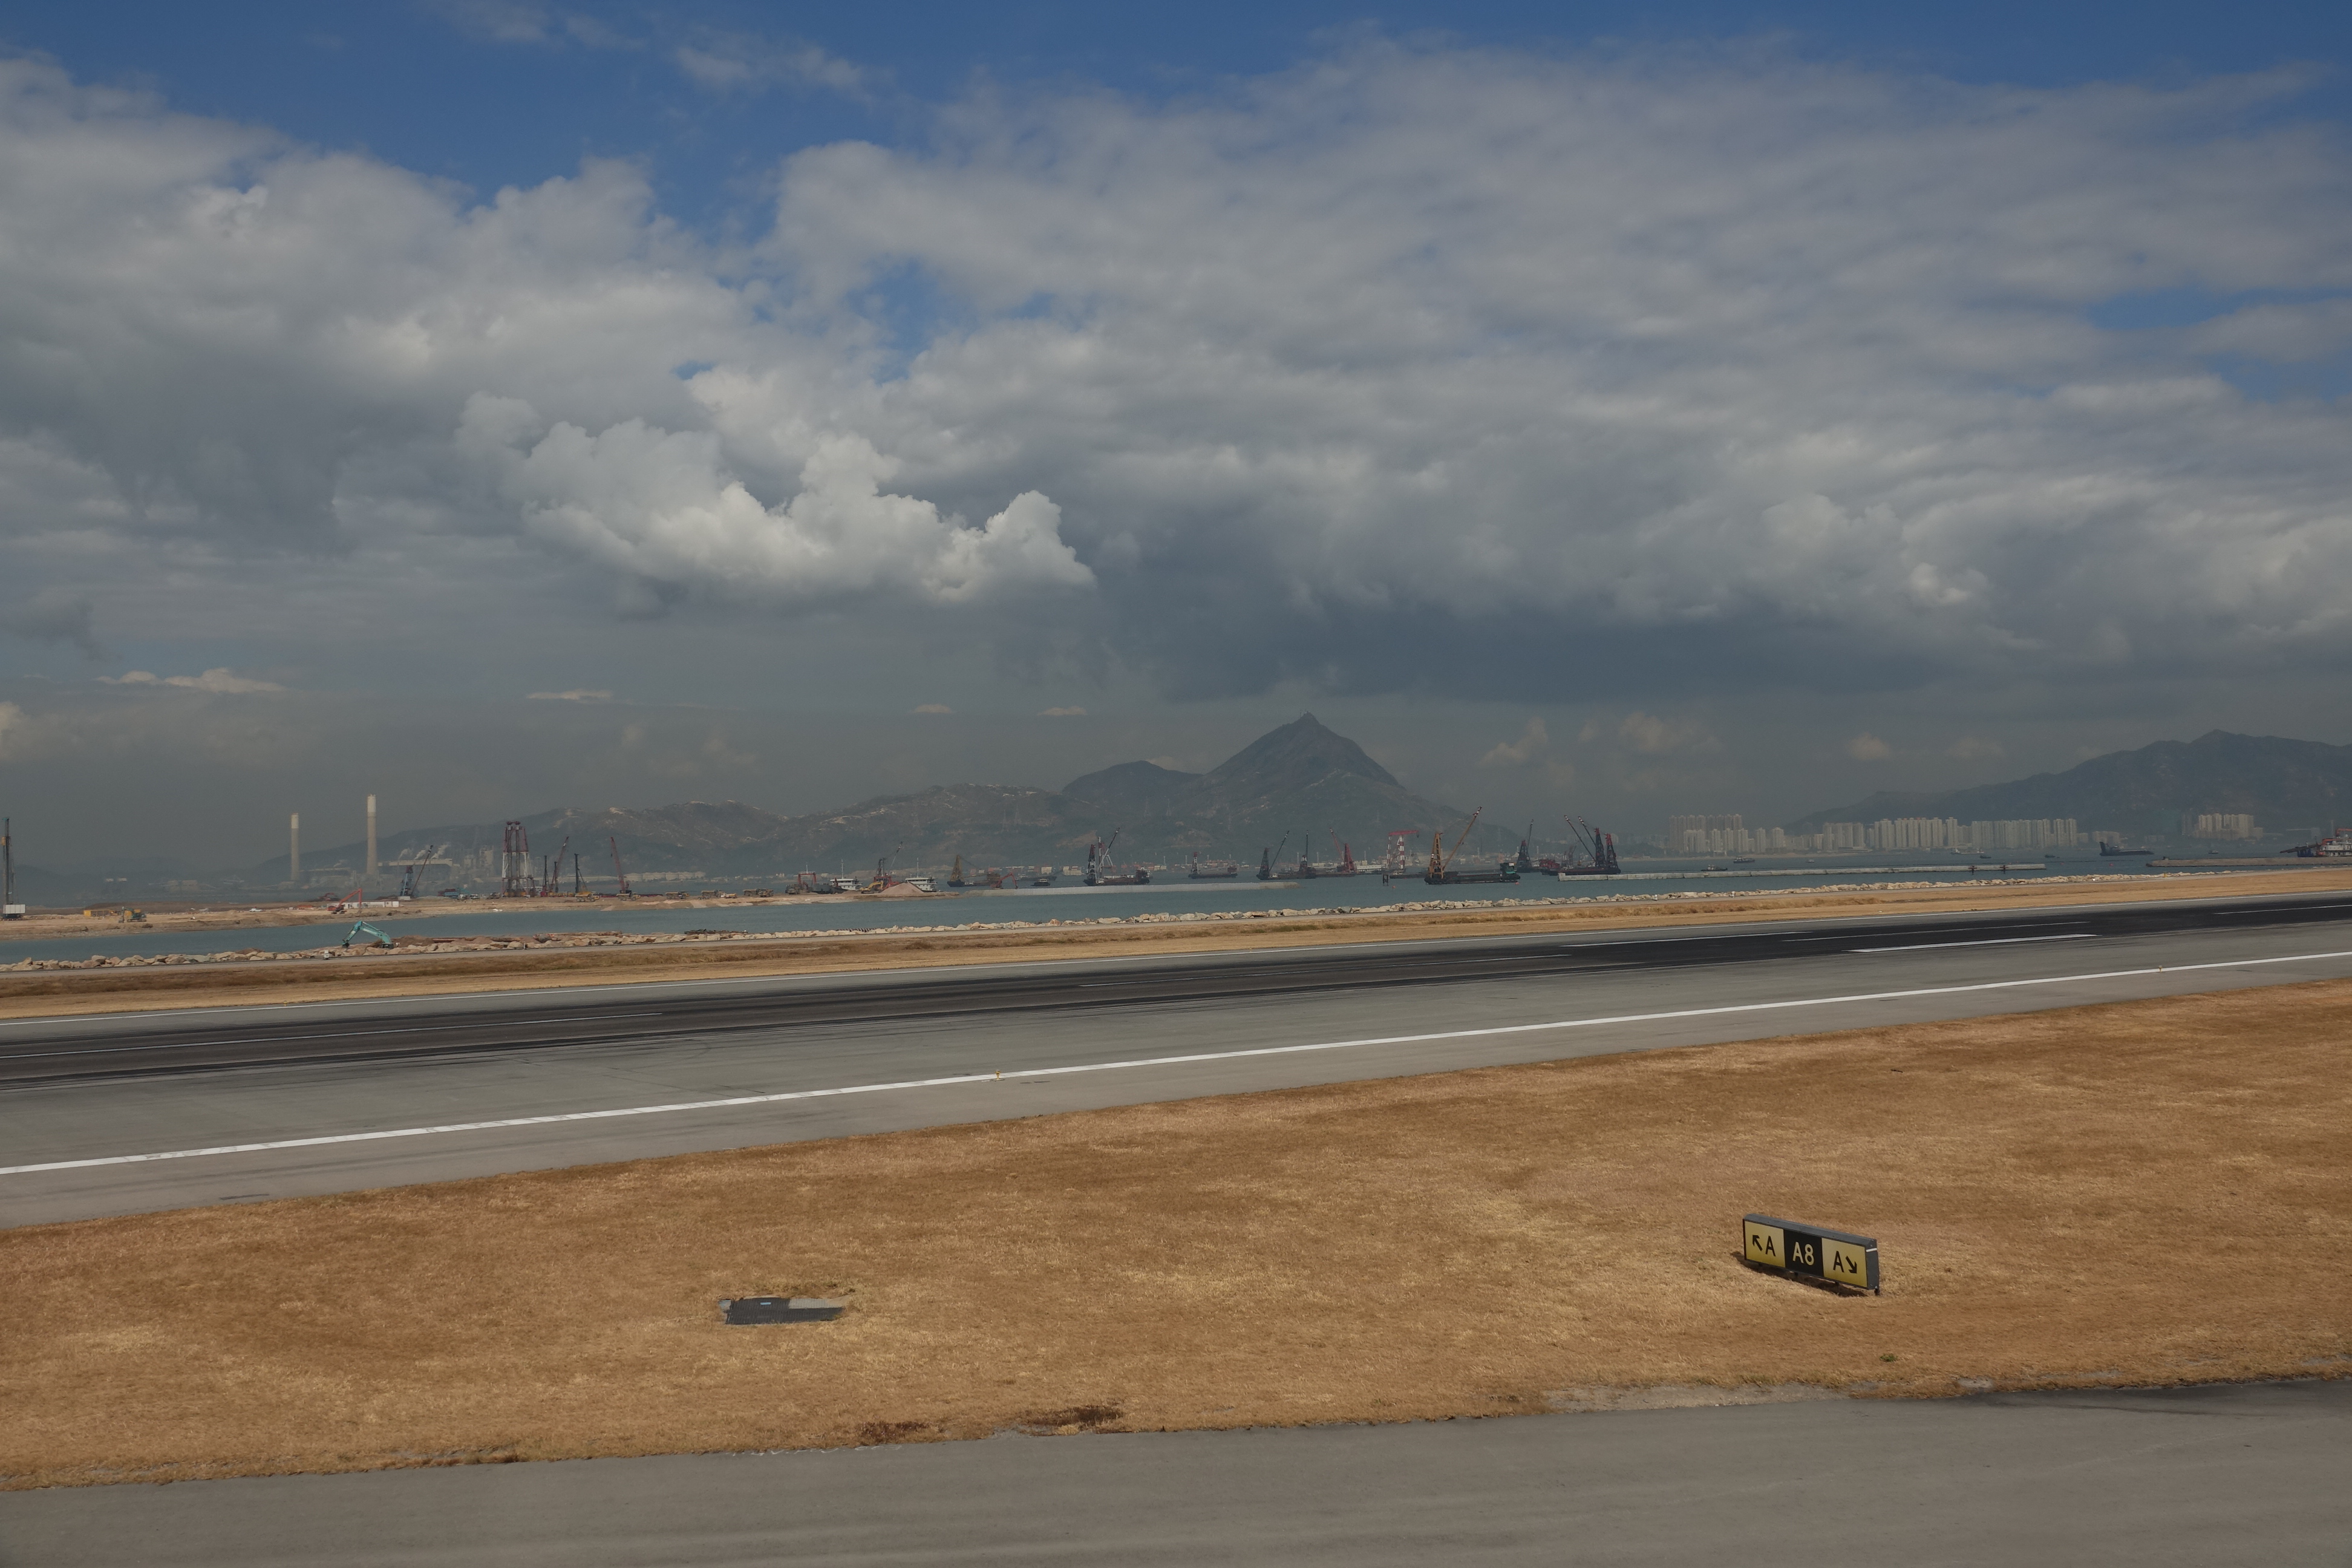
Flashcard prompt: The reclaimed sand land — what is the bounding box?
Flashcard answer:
[4,979,2348,1489]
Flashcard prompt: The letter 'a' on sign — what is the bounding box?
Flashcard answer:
[1742,1212,1881,1292]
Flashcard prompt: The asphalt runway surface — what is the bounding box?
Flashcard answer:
[4,888,2350,1226]
[3,1380,2345,1566]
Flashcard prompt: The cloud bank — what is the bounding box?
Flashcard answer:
[1,44,2348,707]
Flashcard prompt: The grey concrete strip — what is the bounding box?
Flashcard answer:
[2,1381,2345,1566]
[4,915,2349,1227]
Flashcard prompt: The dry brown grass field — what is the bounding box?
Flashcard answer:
[5,978,2349,1490]
[4,866,2347,1021]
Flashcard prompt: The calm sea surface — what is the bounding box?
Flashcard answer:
[0,854,2221,964]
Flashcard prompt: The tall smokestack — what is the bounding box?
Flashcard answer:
[366,794,378,879]
[290,812,301,887]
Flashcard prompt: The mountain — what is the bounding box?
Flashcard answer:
[1091,713,1459,863]
[773,714,1466,870]
[235,714,1470,890]
[30,713,1477,901]
[1058,760,1203,822]
[1788,731,2352,838]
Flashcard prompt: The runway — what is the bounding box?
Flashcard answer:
[4,889,2349,1227]
[3,1379,2345,1565]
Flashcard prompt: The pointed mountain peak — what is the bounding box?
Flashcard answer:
[1206,713,1400,791]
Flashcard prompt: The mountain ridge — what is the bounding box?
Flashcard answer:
[1788,730,2352,837]
[227,714,1471,888]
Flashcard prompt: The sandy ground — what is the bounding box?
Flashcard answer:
[0,891,846,945]
[3,866,2348,1022]
[4,978,2346,1489]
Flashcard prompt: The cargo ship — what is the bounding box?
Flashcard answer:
[1187,853,1241,880]
[2292,828,2352,858]
[1426,863,1521,885]
[2098,841,2155,858]
[1424,808,1520,883]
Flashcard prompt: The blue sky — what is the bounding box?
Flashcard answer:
[18,2,2352,223]
[2,2,2350,863]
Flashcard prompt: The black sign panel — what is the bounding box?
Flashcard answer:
[1743,1214,1880,1291]
[721,1296,844,1324]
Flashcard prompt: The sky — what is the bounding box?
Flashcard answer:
[2,2,2350,867]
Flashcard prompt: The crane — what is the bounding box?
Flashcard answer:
[609,837,632,897]
[396,844,441,900]
[1257,831,1289,881]
[1429,808,1483,879]
[1085,827,1125,884]
[1563,815,1622,874]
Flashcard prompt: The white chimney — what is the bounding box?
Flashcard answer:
[290,812,301,886]
[366,794,378,878]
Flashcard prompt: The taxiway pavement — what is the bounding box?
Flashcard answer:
[2,1379,2344,1565]
[4,890,2348,1226]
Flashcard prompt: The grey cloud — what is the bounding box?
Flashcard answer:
[99,668,285,693]
[1,587,101,657]
[754,47,2352,697]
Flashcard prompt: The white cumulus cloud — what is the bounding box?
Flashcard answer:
[1,44,2350,716]
[460,398,1094,607]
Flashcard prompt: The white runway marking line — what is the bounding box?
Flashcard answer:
[1851,933,2098,953]
[5,946,2351,1179]
[4,884,2333,1033]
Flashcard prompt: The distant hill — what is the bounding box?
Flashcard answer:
[1059,760,1203,822]
[224,714,1471,890]
[1095,713,1462,864]
[1788,731,2352,837]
